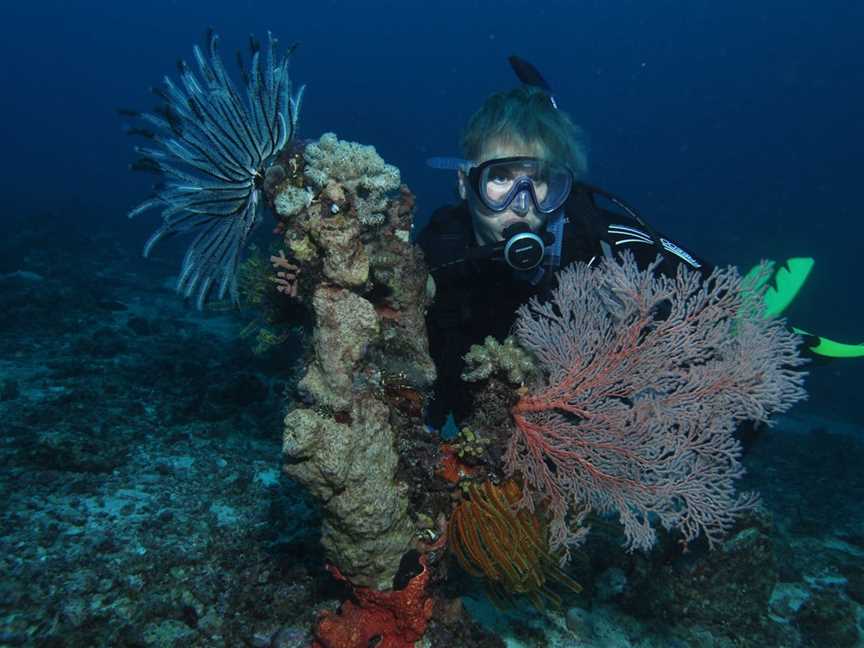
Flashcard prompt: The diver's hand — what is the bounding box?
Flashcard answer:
[270,250,301,299]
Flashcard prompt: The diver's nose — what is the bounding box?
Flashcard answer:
[511,190,530,215]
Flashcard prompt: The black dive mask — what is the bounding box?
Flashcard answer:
[466,156,573,215]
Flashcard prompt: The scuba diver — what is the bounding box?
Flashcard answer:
[418,57,862,434]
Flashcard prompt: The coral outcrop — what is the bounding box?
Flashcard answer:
[267,134,436,590]
[283,398,414,589]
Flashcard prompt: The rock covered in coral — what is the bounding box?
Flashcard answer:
[298,287,378,411]
[306,212,369,288]
[267,134,436,591]
[303,133,401,226]
[283,399,414,589]
[269,134,436,394]
[621,511,793,644]
[274,185,314,220]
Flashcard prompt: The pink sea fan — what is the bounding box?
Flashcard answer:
[506,254,806,558]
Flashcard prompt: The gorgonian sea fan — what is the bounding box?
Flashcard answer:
[124,31,304,308]
[507,254,807,558]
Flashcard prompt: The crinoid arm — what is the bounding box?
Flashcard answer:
[449,480,582,610]
[125,30,304,309]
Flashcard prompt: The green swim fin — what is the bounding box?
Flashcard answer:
[759,257,814,318]
[793,328,864,359]
[743,258,862,358]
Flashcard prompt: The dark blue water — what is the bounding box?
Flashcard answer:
[3,0,861,419]
[1,2,863,645]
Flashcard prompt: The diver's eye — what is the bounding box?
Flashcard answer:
[490,175,510,185]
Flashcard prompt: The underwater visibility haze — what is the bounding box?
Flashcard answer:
[0,1,863,646]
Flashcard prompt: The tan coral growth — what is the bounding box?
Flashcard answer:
[303,132,400,227]
[283,400,415,590]
[462,335,538,385]
[271,134,436,591]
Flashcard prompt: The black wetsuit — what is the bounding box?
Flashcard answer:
[417,182,712,430]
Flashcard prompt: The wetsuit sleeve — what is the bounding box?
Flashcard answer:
[596,207,714,279]
[639,231,714,280]
[653,228,714,279]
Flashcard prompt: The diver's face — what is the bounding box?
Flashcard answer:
[459,139,550,246]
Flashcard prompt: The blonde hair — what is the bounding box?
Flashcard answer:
[461,86,588,177]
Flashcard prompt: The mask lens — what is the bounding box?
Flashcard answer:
[479,160,521,209]
[535,163,571,212]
